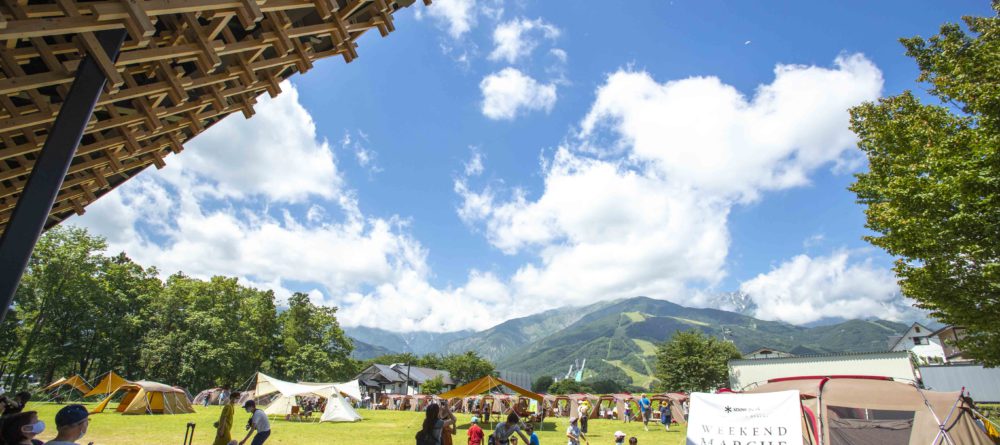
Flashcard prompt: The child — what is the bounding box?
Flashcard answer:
[614,431,626,444]
[628,438,638,445]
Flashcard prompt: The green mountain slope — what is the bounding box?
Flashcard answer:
[495,297,908,389]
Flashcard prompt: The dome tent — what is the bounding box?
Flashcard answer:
[91,380,195,415]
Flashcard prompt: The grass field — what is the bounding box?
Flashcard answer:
[24,403,687,445]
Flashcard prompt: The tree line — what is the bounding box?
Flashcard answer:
[0,226,356,393]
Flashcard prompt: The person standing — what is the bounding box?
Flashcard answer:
[439,403,457,445]
[212,391,239,445]
[467,417,484,445]
[239,401,270,445]
[524,423,540,445]
[577,400,590,434]
[658,402,671,432]
[637,394,651,432]
[565,417,587,445]
[44,405,89,445]
[493,413,530,445]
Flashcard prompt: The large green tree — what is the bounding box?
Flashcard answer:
[849,4,1000,365]
[275,292,355,382]
[654,330,741,393]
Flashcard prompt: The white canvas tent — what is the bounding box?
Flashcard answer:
[252,373,361,423]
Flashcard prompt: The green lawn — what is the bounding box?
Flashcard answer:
[24,403,686,445]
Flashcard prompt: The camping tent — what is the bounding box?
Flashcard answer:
[650,392,688,424]
[251,373,362,423]
[745,376,992,445]
[83,371,129,398]
[43,375,92,394]
[193,388,227,405]
[91,380,195,415]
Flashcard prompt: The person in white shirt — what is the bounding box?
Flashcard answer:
[239,401,271,445]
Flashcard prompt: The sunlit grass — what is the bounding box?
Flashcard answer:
[25,402,687,444]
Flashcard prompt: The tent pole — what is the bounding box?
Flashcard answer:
[0,29,127,323]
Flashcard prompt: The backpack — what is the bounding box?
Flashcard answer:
[415,430,438,445]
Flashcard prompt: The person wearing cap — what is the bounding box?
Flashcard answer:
[613,431,626,445]
[467,416,484,445]
[239,400,270,445]
[566,417,588,445]
[212,391,240,445]
[44,404,89,445]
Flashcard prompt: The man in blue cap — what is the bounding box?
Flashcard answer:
[44,404,89,445]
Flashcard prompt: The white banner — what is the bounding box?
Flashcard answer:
[686,390,803,445]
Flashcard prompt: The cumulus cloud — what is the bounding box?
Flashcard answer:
[480,68,558,120]
[164,83,341,203]
[458,54,888,319]
[421,0,476,38]
[489,17,561,64]
[739,251,917,324]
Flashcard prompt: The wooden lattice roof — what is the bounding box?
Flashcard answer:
[0,0,428,235]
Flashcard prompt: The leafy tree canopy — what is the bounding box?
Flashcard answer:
[849,4,1000,365]
[654,330,741,393]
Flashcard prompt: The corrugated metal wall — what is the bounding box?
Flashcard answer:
[919,364,1000,403]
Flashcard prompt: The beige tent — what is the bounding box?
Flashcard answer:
[649,392,688,424]
[83,371,129,398]
[43,375,92,394]
[91,381,195,415]
[745,376,992,445]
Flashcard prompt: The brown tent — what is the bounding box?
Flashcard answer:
[745,376,992,445]
[91,380,195,415]
[649,392,688,424]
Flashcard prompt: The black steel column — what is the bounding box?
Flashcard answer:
[0,29,127,323]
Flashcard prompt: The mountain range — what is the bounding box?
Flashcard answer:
[344,296,909,389]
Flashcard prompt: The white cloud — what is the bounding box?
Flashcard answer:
[489,17,561,64]
[458,54,888,320]
[464,148,485,177]
[739,250,916,324]
[342,130,382,175]
[421,0,476,38]
[480,68,557,120]
[166,82,340,203]
[580,53,883,202]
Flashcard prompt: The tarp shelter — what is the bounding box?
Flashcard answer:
[91,381,195,415]
[83,371,129,398]
[251,373,361,423]
[745,376,993,445]
[43,375,92,394]
[300,379,363,402]
[439,376,543,401]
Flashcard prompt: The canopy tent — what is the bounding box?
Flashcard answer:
[251,373,362,423]
[439,375,543,401]
[43,375,92,394]
[745,376,992,445]
[83,371,129,398]
[299,379,363,402]
[91,380,194,415]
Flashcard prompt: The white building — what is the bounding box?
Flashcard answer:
[728,350,917,390]
[887,322,947,365]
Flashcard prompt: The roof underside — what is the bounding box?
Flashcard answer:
[0,0,427,235]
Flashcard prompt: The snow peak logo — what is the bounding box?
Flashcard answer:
[724,405,763,417]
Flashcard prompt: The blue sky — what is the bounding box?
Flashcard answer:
[73,0,993,331]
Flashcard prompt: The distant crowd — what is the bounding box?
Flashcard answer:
[416,393,673,445]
